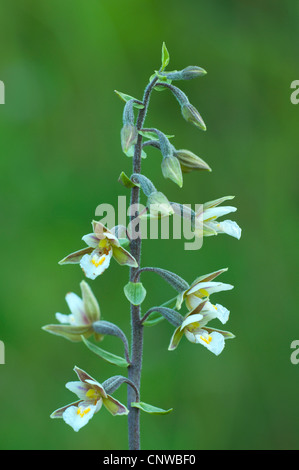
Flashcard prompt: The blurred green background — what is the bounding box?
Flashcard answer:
[0,0,298,450]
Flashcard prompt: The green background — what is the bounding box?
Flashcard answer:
[0,0,298,450]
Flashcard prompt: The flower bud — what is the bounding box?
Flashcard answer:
[121,123,138,153]
[162,66,207,81]
[181,103,206,131]
[180,66,207,80]
[173,149,211,173]
[161,155,183,187]
[147,191,174,218]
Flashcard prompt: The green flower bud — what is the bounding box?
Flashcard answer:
[161,66,207,81]
[173,149,211,173]
[161,155,183,187]
[121,123,138,153]
[181,103,206,131]
[180,66,207,80]
[147,191,174,218]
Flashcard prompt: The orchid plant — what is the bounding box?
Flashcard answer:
[43,43,241,450]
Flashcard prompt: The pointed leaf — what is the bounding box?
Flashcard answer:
[161,42,170,71]
[139,130,174,140]
[81,337,129,368]
[131,401,173,415]
[118,171,140,189]
[114,90,144,109]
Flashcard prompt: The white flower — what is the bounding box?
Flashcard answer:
[176,268,233,319]
[51,367,128,432]
[171,196,241,241]
[168,301,235,356]
[59,221,138,280]
[42,281,103,342]
[200,196,242,239]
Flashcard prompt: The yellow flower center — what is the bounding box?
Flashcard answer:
[85,388,99,405]
[98,238,109,249]
[198,288,209,298]
[91,255,106,268]
[189,321,200,330]
[86,389,98,400]
[200,334,212,345]
[77,406,91,418]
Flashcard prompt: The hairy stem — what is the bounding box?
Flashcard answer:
[127,75,158,450]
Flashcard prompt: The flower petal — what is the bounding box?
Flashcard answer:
[203,196,235,210]
[180,313,204,330]
[80,249,112,280]
[214,303,230,324]
[62,402,99,432]
[185,294,205,311]
[55,312,72,324]
[80,281,100,323]
[191,268,228,284]
[213,220,242,239]
[65,293,88,325]
[59,247,93,265]
[92,220,111,239]
[82,233,100,248]
[42,324,92,342]
[84,379,107,398]
[185,329,225,356]
[187,281,234,297]
[112,245,138,267]
[203,326,235,339]
[102,395,129,416]
[168,326,184,351]
[65,381,91,400]
[203,206,237,221]
[50,401,81,419]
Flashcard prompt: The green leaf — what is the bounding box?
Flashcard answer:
[139,130,174,141]
[161,42,170,71]
[81,336,129,368]
[125,146,147,159]
[124,282,147,306]
[114,90,144,109]
[154,79,172,91]
[149,72,172,91]
[143,311,165,327]
[118,171,140,189]
[131,401,173,415]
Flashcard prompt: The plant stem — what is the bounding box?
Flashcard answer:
[127,76,158,451]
